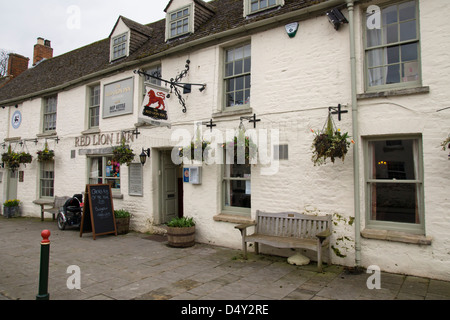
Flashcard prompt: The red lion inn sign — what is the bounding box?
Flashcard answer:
[141,85,170,124]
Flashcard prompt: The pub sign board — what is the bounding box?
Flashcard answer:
[139,84,170,127]
[80,184,117,240]
[103,77,134,118]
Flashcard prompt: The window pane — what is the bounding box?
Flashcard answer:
[234,60,243,75]
[400,20,416,41]
[367,29,382,47]
[368,66,386,87]
[401,42,418,62]
[261,0,267,9]
[244,57,251,73]
[369,139,416,180]
[382,5,398,25]
[370,182,419,224]
[385,24,398,44]
[402,61,419,82]
[399,1,416,21]
[387,46,399,64]
[367,49,383,67]
[386,64,400,84]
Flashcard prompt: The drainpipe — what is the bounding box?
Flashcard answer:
[346,0,362,268]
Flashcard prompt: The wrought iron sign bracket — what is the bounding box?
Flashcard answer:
[240,114,261,129]
[329,104,348,121]
[134,60,206,114]
[202,119,217,132]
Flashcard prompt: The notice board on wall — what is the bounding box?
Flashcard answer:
[80,184,117,240]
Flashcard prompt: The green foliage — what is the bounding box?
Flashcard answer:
[112,140,135,166]
[167,216,195,228]
[114,209,131,218]
[37,143,55,162]
[311,114,353,166]
[3,199,20,207]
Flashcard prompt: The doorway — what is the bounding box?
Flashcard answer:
[159,150,183,224]
[6,170,18,201]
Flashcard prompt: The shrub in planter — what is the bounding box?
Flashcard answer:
[114,209,131,235]
[3,199,21,218]
[166,217,196,248]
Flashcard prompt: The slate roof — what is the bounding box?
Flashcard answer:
[0,0,329,107]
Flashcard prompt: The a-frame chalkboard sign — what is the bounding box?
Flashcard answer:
[80,184,117,240]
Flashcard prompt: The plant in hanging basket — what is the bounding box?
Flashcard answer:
[37,143,55,162]
[2,147,21,171]
[178,140,211,161]
[441,136,450,160]
[19,152,33,164]
[222,130,258,164]
[311,114,354,166]
[112,140,135,166]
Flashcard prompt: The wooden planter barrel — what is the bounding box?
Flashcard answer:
[167,226,195,248]
[115,217,130,235]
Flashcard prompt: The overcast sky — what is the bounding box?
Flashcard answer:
[1,1,168,65]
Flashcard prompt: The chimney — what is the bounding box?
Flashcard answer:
[33,37,53,66]
[7,53,29,78]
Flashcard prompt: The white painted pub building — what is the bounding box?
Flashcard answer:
[0,0,449,281]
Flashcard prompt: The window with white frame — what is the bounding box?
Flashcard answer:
[223,163,251,214]
[168,6,191,39]
[88,85,100,129]
[89,156,121,192]
[40,161,54,198]
[43,95,57,132]
[365,1,420,90]
[112,33,128,60]
[245,0,283,16]
[365,137,424,233]
[224,43,251,109]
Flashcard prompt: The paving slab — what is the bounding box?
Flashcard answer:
[0,217,449,303]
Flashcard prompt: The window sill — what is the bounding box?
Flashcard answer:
[212,108,253,119]
[213,213,254,224]
[357,86,429,100]
[37,131,57,138]
[81,128,100,135]
[361,228,432,245]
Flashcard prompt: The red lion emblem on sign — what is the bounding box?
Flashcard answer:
[145,90,166,110]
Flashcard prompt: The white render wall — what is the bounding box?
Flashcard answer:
[2,0,449,281]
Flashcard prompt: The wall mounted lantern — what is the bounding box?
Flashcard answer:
[140,148,151,166]
[326,8,348,30]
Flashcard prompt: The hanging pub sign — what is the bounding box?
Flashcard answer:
[139,84,171,127]
[103,77,134,118]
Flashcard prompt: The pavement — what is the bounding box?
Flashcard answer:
[1,217,449,303]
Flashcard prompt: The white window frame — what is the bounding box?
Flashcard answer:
[111,32,129,61]
[223,42,252,111]
[222,151,251,216]
[364,135,424,234]
[40,160,55,199]
[88,84,100,129]
[166,4,193,40]
[244,0,284,16]
[43,95,57,133]
[88,156,121,194]
[363,0,421,92]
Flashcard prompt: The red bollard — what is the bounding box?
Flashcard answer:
[36,230,51,300]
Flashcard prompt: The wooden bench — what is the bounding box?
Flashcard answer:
[34,196,70,221]
[235,210,332,272]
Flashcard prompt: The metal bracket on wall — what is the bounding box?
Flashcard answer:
[134,60,206,114]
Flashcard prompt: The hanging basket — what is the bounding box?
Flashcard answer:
[37,143,55,162]
[311,113,353,166]
[222,133,258,165]
[112,140,135,166]
[178,141,211,162]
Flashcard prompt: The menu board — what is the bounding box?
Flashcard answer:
[80,184,117,240]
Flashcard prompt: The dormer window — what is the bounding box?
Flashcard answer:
[167,5,193,39]
[112,33,128,60]
[244,0,284,16]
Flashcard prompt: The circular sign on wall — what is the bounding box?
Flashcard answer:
[12,110,22,129]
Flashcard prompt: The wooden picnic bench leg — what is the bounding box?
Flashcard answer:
[239,229,248,259]
[254,242,259,255]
